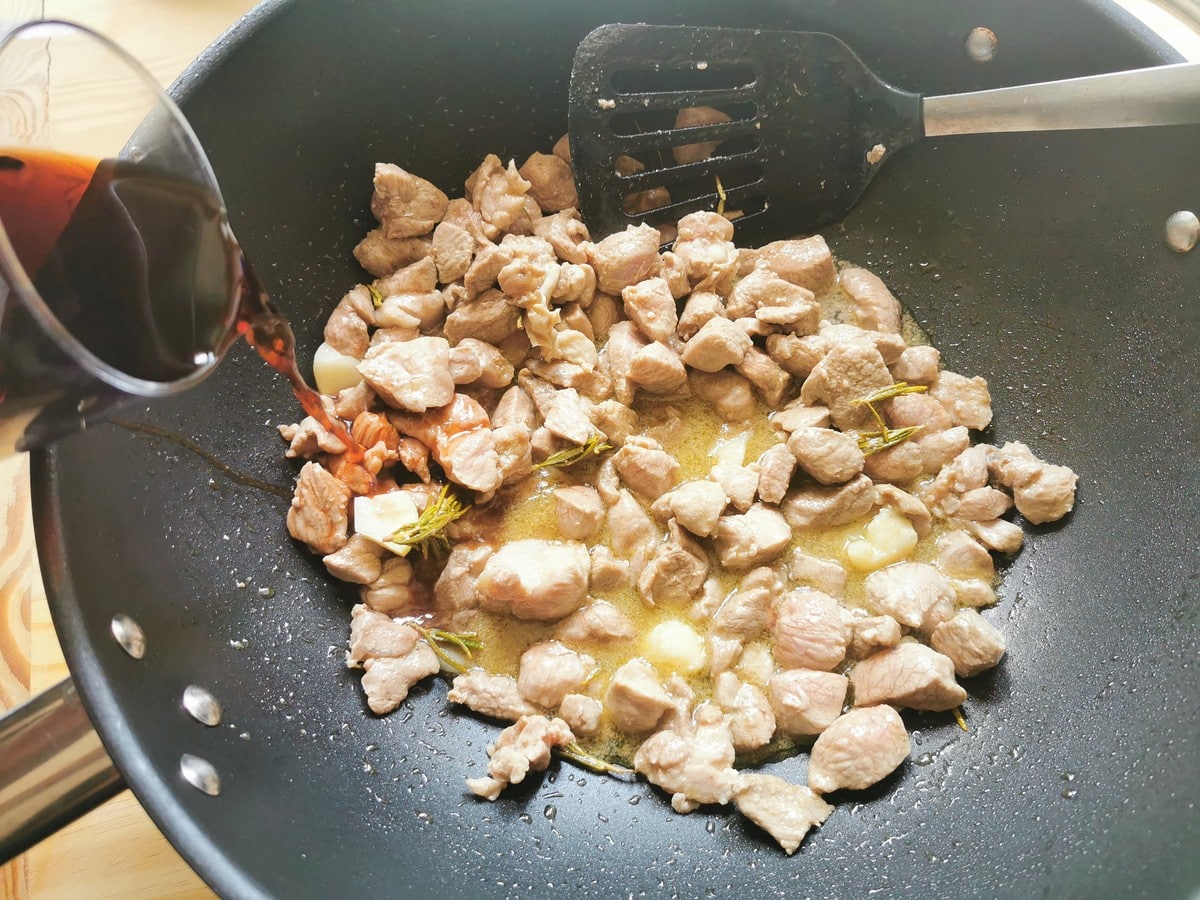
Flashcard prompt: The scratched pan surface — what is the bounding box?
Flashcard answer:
[31,0,1200,897]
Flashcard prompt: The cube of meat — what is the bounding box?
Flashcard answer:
[756,443,798,504]
[726,266,818,328]
[712,504,792,569]
[353,230,430,278]
[608,489,658,558]
[714,672,776,752]
[680,316,753,372]
[614,435,680,501]
[787,550,848,597]
[323,290,372,358]
[589,399,639,446]
[733,774,834,855]
[988,441,1078,524]
[799,342,894,431]
[357,337,455,413]
[788,426,866,485]
[931,609,1006,677]
[839,266,901,334]
[673,212,739,293]
[346,604,419,666]
[554,485,605,541]
[466,715,575,801]
[360,645,441,715]
[543,388,594,446]
[770,402,831,433]
[448,338,514,389]
[475,539,590,621]
[782,475,876,530]
[606,320,651,406]
[864,562,956,633]
[554,599,636,643]
[431,220,474,283]
[324,535,384,586]
[633,702,738,813]
[963,517,1025,553]
[771,589,849,671]
[862,441,925,485]
[362,557,421,616]
[671,105,733,164]
[531,209,590,265]
[443,290,520,345]
[807,706,910,794]
[466,154,534,238]
[874,484,933,538]
[431,542,492,630]
[287,461,350,556]
[890,345,940,385]
[558,693,603,736]
[918,425,971,475]
[850,642,967,711]
[518,151,578,213]
[935,530,995,580]
[279,415,347,460]
[930,371,993,430]
[768,669,849,736]
[588,547,630,594]
[652,480,728,537]
[605,658,675,732]
[621,277,678,343]
[766,333,828,378]
[449,668,541,721]
[735,347,791,407]
[847,614,903,660]
[711,463,761,513]
[754,236,836,292]
[690,370,757,422]
[589,224,663,295]
[517,641,597,708]
[637,521,710,605]
[677,291,726,340]
[948,486,1013,521]
[629,342,688,393]
[369,162,448,239]
[885,393,951,433]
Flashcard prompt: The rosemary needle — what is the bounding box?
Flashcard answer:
[387,484,469,558]
[533,432,612,470]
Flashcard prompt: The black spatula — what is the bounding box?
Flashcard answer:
[569,24,1200,242]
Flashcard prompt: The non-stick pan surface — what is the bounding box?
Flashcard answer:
[32,1,1200,897]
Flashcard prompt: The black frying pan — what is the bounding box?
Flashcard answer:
[28,0,1200,897]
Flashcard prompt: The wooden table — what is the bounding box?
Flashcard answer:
[0,3,255,897]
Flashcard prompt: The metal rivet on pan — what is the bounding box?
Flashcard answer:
[182,685,223,727]
[110,614,146,659]
[965,27,998,63]
[180,754,221,796]
[1165,210,1199,253]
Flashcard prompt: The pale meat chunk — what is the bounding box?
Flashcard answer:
[606,320,650,406]
[353,230,430,278]
[864,562,956,633]
[782,475,876,530]
[466,715,574,801]
[956,579,998,609]
[918,425,971,475]
[735,348,791,407]
[531,209,590,265]
[629,342,688,393]
[726,266,818,333]
[449,668,541,721]
[874,484,933,538]
[428,543,490,631]
[652,480,728,538]
[494,424,533,487]
[323,292,371,358]
[988,441,1078,524]
[357,337,454,412]
[588,546,630,594]
[712,504,792,569]
[466,154,534,238]
[558,693,603,736]
[278,415,346,459]
[589,224,663,294]
[930,371,993,430]
[637,521,709,605]
[847,614,903,660]
[711,569,776,648]
[589,399,639,446]
[362,557,421,616]
[448,338,514,389]
[608,489,657,558]
[886,392,951,433]
[346,604,419,666]
[517,641,597,708]
[799,342,894,431]
[772,589,849,671]
[555,599,636,644]
[733,774,834,855]
[754,236,836,292]
[862,440,925,485]
[680,316,753,371]
[613,435,679,501]
[766,333,828,378]
[787,550,848,597]
[819,323,906,365]
[431,220,474,283]
[324,535,384,586]
[714,671,776,752]
[463,244,514,299]
[935,530,995,580]
[951,486,1013,521]
[605,658,675,732]
[677,291,726,340]
[360,645,441,715]
[770,402,831,433]
[890,345,941,385]
[672,212,738,293]
[475,539,590,621]
[711,463,760,513]
[633,702,738,813]
[930,610,1006,677]
[334,382,374,421]
[788,426,865,485]
[543,388,594,446]
[518,151,578,213]
[671,105,733,164]
[808,706,910,794]
[287,461,350,555]
[963,517,1025,554]
[443,289,520,345]
[690,371,756,422]
[768,669,849,737]
[369,162,448,239]
[554,485,604,541]
[621,277,678,343]
[840,266,901,334]
[377,255,438,295]
[924,444,990,514]
[850,642,967,711]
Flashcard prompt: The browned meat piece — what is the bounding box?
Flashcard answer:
[931,609,1006,677]
[677,291,725,340]
[629,342,687,393]
[589,399,639,446]
[346,604,419,665]
[850,642,967,711]
[324,535,385,586]
[449,668,541,722]
[710,463,760,513]
[638,521,709,605]
[466,715,574,800]
[369,162,448,239]
[492,385,538,430]
[558,693,603,735]
[606,658,675,732]
[465,154,534,238]
[672,212,738,293]
[712,504,792,569]
[864,562,955,633]
[935,530,994,580]
[714,671,776,752]
[930,371,993,430]
[786,550,848,597]
[278,415,347,459]
[606,320,650,406]
[377,255,439,295]
[768,669,849,736]
[671,106,733,164]
[840,266,901,334]
[588,547,630,594]
[517,641,597,708]
[621,277,678,343]
[735,347,790,407]
[799,342,893,431]
[653,480,728,537]
[890,345,940,385]
[733,773,834,854]
[787,426,865,485]
[476,539,590,621]
[808,706,910,794]
[754,236,836,292]
[430,220,474,284]
[357,336,454,412]
[360,646,441,716]
[680,316,752,372]
[766,333,828,378]
[782,474,875,530]
[962,517,1025,553]
[530,209,590,264]
[443,289,520,345]
[518,151,578,213]
[633,702,738,813]
[690,370,756,422]
[448,339,514,389]
[608,488,657,558]
[553,485,604,541]
[755,444,797,505]
[589,224,663,294]
[772,589,849,671]
[390,394,502,493]
[949,486,1013,521]
[614,435,679,501]
[988,441,1078,524]
[287,462,350,555]
[542,388,594,446]
[552,134,572,163]
[847,614,903,660]
[430,542,491,630]
[726,267,818,331]
[554,598,636,643]
[361,557,421,615]
[353,230,430,278]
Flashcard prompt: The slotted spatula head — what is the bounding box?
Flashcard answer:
[569,24,922,243]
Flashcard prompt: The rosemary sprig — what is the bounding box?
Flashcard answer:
[952,706,969,733]
[853,381,928,406]
[412,624,482,675]
[367,283,383,309]
[533,432,612,470]
[715,174,727,217]
[857,425,923,457]
[387,484,469,558]
[558,742,635,777]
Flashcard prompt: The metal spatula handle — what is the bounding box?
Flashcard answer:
[924,61,1200,136]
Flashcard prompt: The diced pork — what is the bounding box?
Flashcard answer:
[531,209,590,264]
[735,348,791,407]
[787,550,848,597]
[554,598,636,644]
[430,220,474,283]
[840,267,901,334]
[449,668,541,720]
[588,546,629,594]
[633,702,737,813]
[629,342,688,393]
[323,535,384,585]
[608,489,657,558]
[466,715,574,801]
[712,504,792,569]
[850,642,967,711]
[714,671,776,752]
[637,521,710,605]
[782,475,876,530]
[360,646,441,715]
[935,530,995,580]
[677,291,726,340]
[754,237,836,292]
[962,517,1025,554]
[890,345,940,385]
[680,316,753,372]
[768,669,849,737]
[930,371,993,430]
[554,485,605,541]
[362,556,422,615]
[710,463,760,513]
[475,539,591,621]
[799,343,894,431]
[653,480,728,537]
[346,604,419,666]
[756,443,798,504]
[357,336,454,412]
[847,614,903,660]
[766,333,828,378]
[443,289,520,345]
[369,162,448,239]
[558,693,603,735]
[353,230,430,278]
[605,658,675,732]
[543,388,595,446]
[621,277,678,343]
[589,224,663,294]
[606,320,650,406]
[733,774,834,854]
[930,609,1006,677]
[788,426,865,485]
[517,641,597,708]
[518,151,578,213]
[278,415,347,459]
[613,435,679,500]
[287,461,350,555]
[988,441,1078,524]
[466,155,534,238]
[448,338,514,389]
[672,212,738,293]
[690,371,756,422]
[771,589,850,671]
[671,106,733,164]
[808,706,910,794]
[431,542,491,630]
[864,562,956,633]
[726,267,818,332]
